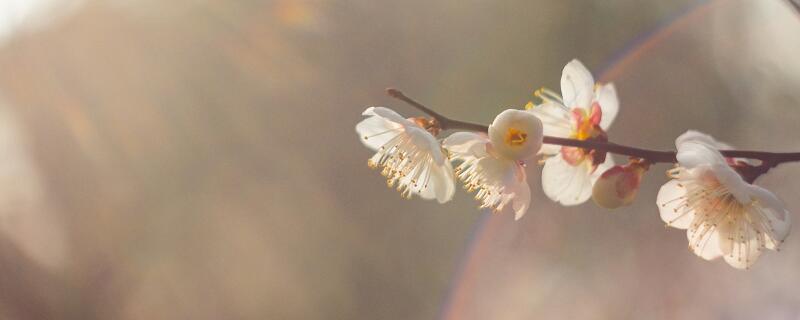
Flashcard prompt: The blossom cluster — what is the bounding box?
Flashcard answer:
[356,59,791,269]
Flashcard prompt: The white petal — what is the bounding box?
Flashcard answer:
[686,221,724,261]
[416,161,456,204]
[511,164,531,220]
[657,179,694,229]
[437,163,457,203]
[456,154,529,216]
[539,144,565,157]
[710,164,751,204]
[675,130,727,150]
[675,130,760,165]
[676,135,728,168]
[541,156,593,206]
[405,126,446,165]
[526,102,572,134]
[526,102,574,155]
[595,83,618,130]
[674,130,751,169]
[560,59,595,110]
[477,156,517,186]
[748,185,787,221]
[718,221,762,270]
[363,106,413,126]
[442,132,489,158]
[723,241,761,270]
[394,152,454,203]
[748,185,791,248]
[356,113,403,150]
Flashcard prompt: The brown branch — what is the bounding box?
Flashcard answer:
[787,0,800,16]
[386,88,488,132]
[385,88,800,170]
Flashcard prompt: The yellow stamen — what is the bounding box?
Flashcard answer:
[525,101,535,110]
[504,127,527,146]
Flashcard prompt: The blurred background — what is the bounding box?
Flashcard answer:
[0,0,799,319]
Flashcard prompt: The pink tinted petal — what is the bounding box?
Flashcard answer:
[560,146,585,166]
[595,83,619,130]
[589,103,602,127]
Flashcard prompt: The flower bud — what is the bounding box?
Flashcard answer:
[592,162,647,209]
[488,109,543,160]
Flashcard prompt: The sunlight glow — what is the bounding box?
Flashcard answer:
[0,0,82,44]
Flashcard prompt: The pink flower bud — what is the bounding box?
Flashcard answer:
[592,162,647,209]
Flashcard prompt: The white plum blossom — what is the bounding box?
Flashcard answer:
[526,59,618,205]
[443,109,542,219]
[356,107,455,203]
[657,131,791,269]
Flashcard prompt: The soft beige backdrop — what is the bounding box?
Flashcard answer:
[0,0,799,319]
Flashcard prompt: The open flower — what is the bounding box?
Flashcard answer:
[657,131,791,269]
[526,59,618,205]
[443,109,542,219]
[356,107,455,203]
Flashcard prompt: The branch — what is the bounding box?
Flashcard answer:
[387,88,488,132]
[386,88,800,169]
[787,0,800,16]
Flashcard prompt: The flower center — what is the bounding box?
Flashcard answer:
[571,103,604,141]
[504,128,527,147]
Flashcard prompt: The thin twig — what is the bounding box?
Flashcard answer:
[386,88,800,168]
[386,88,488,132]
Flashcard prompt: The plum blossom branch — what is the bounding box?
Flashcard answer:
[363,73,794,268]
[385,88,800,171]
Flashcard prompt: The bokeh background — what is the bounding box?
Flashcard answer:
[0,0,799,319]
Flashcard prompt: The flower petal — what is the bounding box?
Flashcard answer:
[686,220,724,261]
[718,221,762,269]
[675,130,756,165]
[391,149,454,203]
[443,132,489,159]
[675,132,728,168]
[595,83,618,130]
[710,164,752,204]
[561,59,594,110]
[415,161,456,204]
[406,126,446,165]
[657,179,695,229]
[454,152,529,216]
[542,154,613,206]
[363,106,413,126]
[511,164,531,220]
[526,102,574,155]
[675,130,726,150]
[356,109,404,150]
[748,185,791,249]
